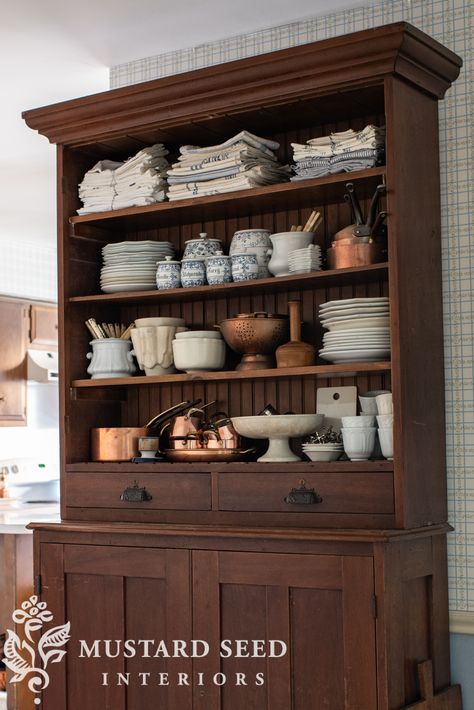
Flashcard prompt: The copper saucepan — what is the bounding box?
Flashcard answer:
[91,400,199,461]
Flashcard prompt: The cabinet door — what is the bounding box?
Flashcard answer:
[39,543,193,710]
[193,551,377,710]
[30,304,58,350]
[0,300,27,425]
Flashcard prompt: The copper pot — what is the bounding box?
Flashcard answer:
[219,312,289,370]
[91,427,150,462]
[326,242,384,269]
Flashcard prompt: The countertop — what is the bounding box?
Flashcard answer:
[0,500,60,534]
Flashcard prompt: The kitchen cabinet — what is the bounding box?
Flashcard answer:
[23,22,463,709]
[34,522,453,710]
[0,300,28,426]
[29,304,58,350]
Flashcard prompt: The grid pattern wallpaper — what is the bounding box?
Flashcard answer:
[111,0,474,613]
[0,239,57,302]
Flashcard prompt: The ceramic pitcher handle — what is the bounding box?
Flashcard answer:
[127,351,135,363]
[86,352,92,360]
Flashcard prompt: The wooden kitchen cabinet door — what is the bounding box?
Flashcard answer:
[0,300,27,425]
[192,551,377,710]
[39,543,193,710]
[29,304,58,350]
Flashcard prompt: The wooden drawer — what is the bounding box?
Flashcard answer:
[66,471,211,511]
[217,471,394,515]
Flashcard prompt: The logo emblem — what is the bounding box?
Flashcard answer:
[4,595,70,705]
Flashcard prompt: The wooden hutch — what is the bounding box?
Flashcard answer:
[23,22,462,709]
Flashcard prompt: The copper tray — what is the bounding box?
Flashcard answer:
[165,448,253,463]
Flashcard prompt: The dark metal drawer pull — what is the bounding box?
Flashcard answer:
[121,481,152,503]
[284,482,322,506]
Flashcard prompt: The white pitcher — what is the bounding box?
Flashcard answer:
[268,231,314,277]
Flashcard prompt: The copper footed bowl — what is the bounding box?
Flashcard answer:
[219,312,289,370]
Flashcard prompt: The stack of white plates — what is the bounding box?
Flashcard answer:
[288,244,322,274]
[318,297,390,363]
[100,240,174,293]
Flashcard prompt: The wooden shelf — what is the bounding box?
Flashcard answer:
[69,167,386,232]
[71,361,391,388]
[66,460,394,473]
[69,262,389,305]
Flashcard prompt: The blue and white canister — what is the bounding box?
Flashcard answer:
[156,256,181,290]
[183,232,223,259]
[229,229,271,256]
[206,251,232,285]
[229,229,272,278]
[231,253,259,282]
[181,257,207,288]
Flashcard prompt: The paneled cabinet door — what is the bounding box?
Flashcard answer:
[192,551,377,710]
[0,300,27,425]
[29,304,58,350]
[39,543,193,710]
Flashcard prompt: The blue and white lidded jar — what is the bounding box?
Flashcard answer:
[156,256,181,290]
[231,253,259,282]
[206,251,232,285]
[229,229,271,256]
[183,232,223,259]
[181,257,207,288]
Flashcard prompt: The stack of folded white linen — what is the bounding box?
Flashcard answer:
[77,144,169,214]
[291,125,385,181]
[167,131,291,201]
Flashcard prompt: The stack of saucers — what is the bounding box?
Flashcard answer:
[101,240,174,293]
[302,441,344,462]
[288,245,322,274]
[318,297,390,363]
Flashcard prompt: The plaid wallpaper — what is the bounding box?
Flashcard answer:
[110,0,473,613]
[0,239,57,302]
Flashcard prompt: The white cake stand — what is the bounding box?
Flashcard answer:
[231,414,324,462]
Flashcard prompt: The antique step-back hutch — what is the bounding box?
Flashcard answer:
[23,22,462,709]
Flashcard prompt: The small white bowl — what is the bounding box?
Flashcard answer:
[341,415,375,428]
[172,338,225,373]
[175,330,221,340]
[135,317,186,328]
[341,427,376,460]
[375,393,393,414]
[376,414,393,428]
[378,427,394,460]
[304,449,341,462]
[358,390,391,414]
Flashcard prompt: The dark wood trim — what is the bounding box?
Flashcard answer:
[22,23,461,146]
[28,520,451,542]
[65,460,393,473]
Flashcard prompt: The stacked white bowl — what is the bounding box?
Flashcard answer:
[340,415,376,461]
[358,391,393,460]
[302,440,343,462]
[288,244,322,274]
[172,330,226,373]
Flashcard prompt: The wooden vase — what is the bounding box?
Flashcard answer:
[275,301,316,368]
